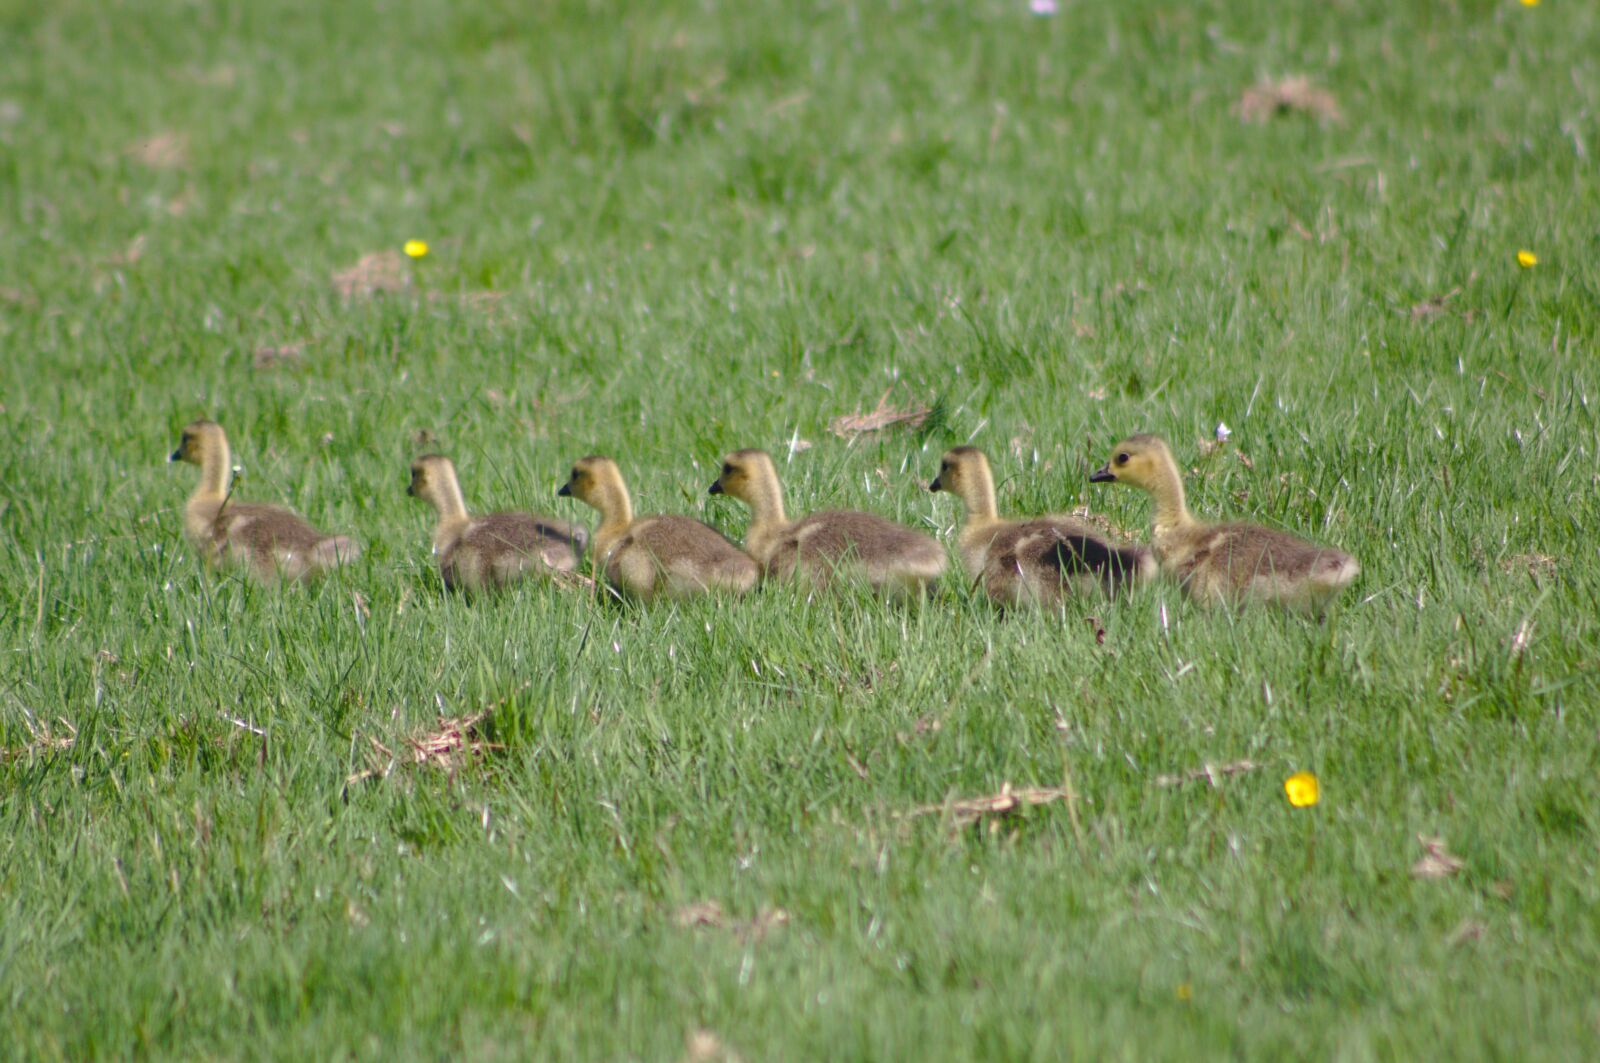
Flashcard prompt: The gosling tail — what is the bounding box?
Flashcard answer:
[311,535,362,568]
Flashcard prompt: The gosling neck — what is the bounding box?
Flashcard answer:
[194,436,232,504]
[592,478,635,535]
[183,435,233,544]
[741,470,790,540]
[427,471,472,549]
[1145,457,1193,537]
[955,464,1000,528]
[586,477,635,562]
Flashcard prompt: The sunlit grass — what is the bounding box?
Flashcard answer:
[2,0,1598,1058]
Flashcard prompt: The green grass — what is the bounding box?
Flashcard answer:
[3,0,1600,1057]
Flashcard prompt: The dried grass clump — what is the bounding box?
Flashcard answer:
[1411,835,1466,879]
[345,685,531,787]
[900,782,1072,830]
[829,392,931,437]
[127,131,191,169]
[332,250,412,299]
[672,901,790,941]
[0,716,76,763]
[1154,759,1257,789]
[252,344,306,370]
[1236,77,1342,125]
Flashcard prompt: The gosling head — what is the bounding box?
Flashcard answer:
[406,453,455,503]
[707,449,776,503]
[1089,434,1173,491]
[557,455,622,510]
[928,446,986,495]
[169,419,226,465]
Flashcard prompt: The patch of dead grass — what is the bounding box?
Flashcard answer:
[1409,272,1480,322]
[332,250,411,299]
[1,716,76,762]
[1411,835,1466,879]
[1501,553,1557,578]
[252,343,305,370]
[1410,287,1463,321]
[672,901,790,942]
[1236,76,1342,125]
[899,782,1073,830]
[683,1029,743,1063]
[126,131,190,169]
[829,391,930,437]
[330,252,507,313]
[344,684,529,787]
[1155,759,1257,789]
[435,289,507,313]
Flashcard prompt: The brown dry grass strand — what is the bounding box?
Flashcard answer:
[900,782,1072,829]
[1411,835,1466,879]
[829,391,931,437]
[344,683,529,787]
[1,717,76,762]
[1154,759,1258,788]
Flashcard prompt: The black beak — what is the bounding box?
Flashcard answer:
[1089,465,1115,484]
[708,481,723,496]
[557,483,571,497]
[168,449,181,463]
[928,476,942,493]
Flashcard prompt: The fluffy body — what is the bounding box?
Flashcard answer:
[598,515,760,600]
[408,455,585,592]
[560,456,757,601]
[710,449,945,594]
[1150,520,1361,610]
[437,514,586,591]
[1090,434,1359,612]
[171,420,360,583]
[761,510,946,592]
[931,447,1154,605]
[962,518,1154,606]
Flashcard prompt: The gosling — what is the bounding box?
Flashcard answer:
[1089,434,1359,611]
[558,455,757,600]
[169,419,359,582]
[407,454,586,592]
[709,449,945,594]
[930,446,1153,605]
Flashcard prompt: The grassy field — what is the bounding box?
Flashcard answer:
[3,0,1599,1057]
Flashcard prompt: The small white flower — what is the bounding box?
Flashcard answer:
[1029,0,1059,14]
[1214,422,1232,443]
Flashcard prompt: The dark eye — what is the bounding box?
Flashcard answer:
[722,464,734,475]
[1115,452,1130,465]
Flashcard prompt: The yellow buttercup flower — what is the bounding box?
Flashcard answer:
[1176,982,1193,1003]
[1516,249,1538,269]
[1520,0,1539,7]
[404,239,429,259]
[1284,771,1320,808]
